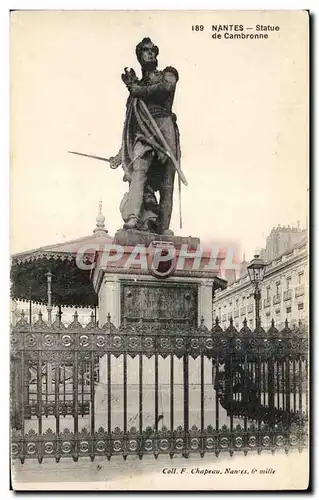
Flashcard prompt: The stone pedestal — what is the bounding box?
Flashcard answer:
[92,235,226,430]
[113,229,200,249]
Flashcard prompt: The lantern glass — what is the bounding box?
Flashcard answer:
[247,255,266,285]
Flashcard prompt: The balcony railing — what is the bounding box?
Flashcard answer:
[295,285,305,298]
[283,289,292,301]
[263,298,271,308]
[273,295,281,305]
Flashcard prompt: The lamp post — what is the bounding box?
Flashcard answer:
[45,271,53,325]
[247,254,266,328]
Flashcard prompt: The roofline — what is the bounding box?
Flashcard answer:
[11,232,113,259]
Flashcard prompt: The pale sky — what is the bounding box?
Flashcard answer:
[10,10,309,259]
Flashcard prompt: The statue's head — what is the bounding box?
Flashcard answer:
[136,37,159,70]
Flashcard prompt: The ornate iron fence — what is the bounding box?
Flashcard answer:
[10,311,308,463]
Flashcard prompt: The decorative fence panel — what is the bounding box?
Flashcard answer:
[10,311,308,463]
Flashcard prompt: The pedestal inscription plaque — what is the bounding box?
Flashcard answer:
[120,281,198,330]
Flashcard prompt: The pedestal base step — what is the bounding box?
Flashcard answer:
[113,230,200,249]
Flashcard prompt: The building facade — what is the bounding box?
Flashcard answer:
[213,239,308,331]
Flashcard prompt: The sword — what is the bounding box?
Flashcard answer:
[68,151,120,169]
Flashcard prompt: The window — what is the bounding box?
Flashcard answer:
[276,311,281,328]
[266,286,270,299]
[266,313,270,328]
[298,303,304,321]
[286,277,291,290]
[286,306,292,323]
[276,281,281,296]
[298,272,304,285]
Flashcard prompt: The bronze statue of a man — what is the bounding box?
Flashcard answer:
[111,38,186,234]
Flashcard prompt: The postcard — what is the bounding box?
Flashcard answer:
[10,10,309,491]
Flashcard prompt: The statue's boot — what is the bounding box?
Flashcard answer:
[123,216,139,230]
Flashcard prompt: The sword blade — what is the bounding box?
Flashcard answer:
[68,151,111,163]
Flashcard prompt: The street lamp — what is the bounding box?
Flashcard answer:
[247,254,266,328]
